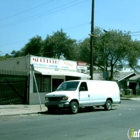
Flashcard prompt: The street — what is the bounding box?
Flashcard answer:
[0,100,140,140]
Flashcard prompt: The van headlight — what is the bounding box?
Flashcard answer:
[62,96,69,100]
[45,97,49,101]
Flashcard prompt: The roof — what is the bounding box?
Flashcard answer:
[34,67,90,78]
[92,72,136,81]
[129,75,140,81]
[114,72,136,81]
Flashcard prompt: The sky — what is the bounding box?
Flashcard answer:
[0,0,140,55]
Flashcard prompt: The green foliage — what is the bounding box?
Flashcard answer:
[3,27,140,79]
[0,55,6,61]
[41,29,76,60]
[21,35,43,56]
[78,28,140,80]
[41,35,55,58]
[11,50,22,57]
[0,53,12,60]
[78,27,105,64]
[127,40,140,70]
[97,30,132,79]
[78,38,90,63]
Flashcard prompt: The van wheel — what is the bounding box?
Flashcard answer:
[70,101,79,114]
[104,99,112,110]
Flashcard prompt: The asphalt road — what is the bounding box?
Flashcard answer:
[0,100,140,140]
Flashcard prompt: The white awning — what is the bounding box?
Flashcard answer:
[34,67,90,78]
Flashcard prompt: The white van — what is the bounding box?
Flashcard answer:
[45,80,121,114]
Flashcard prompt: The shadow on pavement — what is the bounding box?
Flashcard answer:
[39,107,117,115]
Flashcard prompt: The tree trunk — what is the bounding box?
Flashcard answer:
[109,64,114,80]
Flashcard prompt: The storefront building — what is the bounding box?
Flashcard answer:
[0,55,89,104]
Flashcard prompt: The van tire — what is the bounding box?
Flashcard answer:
[104,99,112,110]
[70,101,79,114]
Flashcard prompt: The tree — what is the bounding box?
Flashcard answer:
[78,38,90,63]
[0,55,7,61]
[41,29,76,60]
[11,50,22,57]
[0,53,14,61]
[41,35,55,58]
[78,27,102,67]
[127,40,140,71]
[78,27,140,80]
[21,35,43,56]
[95,30,132,80]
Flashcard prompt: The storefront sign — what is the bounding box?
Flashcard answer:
[30,56,77,71]
[31,56,58,69]
[77,61,88,70]
[59,60,76,71]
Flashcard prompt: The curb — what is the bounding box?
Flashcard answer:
[0,111,47,118]
[121,98,140,101]
[121,98,130,100]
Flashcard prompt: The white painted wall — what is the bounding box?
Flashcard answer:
[29,92,47,105]
[0,55,30,73]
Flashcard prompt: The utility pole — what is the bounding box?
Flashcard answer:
[90,0,94,80]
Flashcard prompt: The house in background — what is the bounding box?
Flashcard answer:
[92,71,136,91]
[114,64,140,95]
[129,75,140,95]
[92,64,137,94]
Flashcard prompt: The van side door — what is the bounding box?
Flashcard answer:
[79,82,90,107]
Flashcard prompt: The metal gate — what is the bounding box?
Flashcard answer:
[0,74,28,105]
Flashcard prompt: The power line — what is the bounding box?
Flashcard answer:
[64,22,90,31]
[0,21,90,48]
[130,31,140,36]
[0,0,89,28]
[130,31,140,34]
[0,39,28,47]
[0,0,54,21]
[1,21,139,49]
[131,34,140,36]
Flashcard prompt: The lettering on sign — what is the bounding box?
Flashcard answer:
[32,57,57,64]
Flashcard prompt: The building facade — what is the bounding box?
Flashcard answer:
[0,55,89,104]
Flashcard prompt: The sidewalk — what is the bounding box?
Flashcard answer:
[121,97,140,101]
[0,104,47,117]
[130,98,140,101]
[0,98,140,117]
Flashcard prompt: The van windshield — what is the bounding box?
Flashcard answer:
[56,81,79,91]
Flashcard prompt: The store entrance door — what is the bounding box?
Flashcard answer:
[52,79,64,91]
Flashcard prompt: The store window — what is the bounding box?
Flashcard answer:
[42,76,51,92]
[33,74,51,92]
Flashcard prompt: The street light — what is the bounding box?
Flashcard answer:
[103,29,108,33]
[89,34,98,38]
